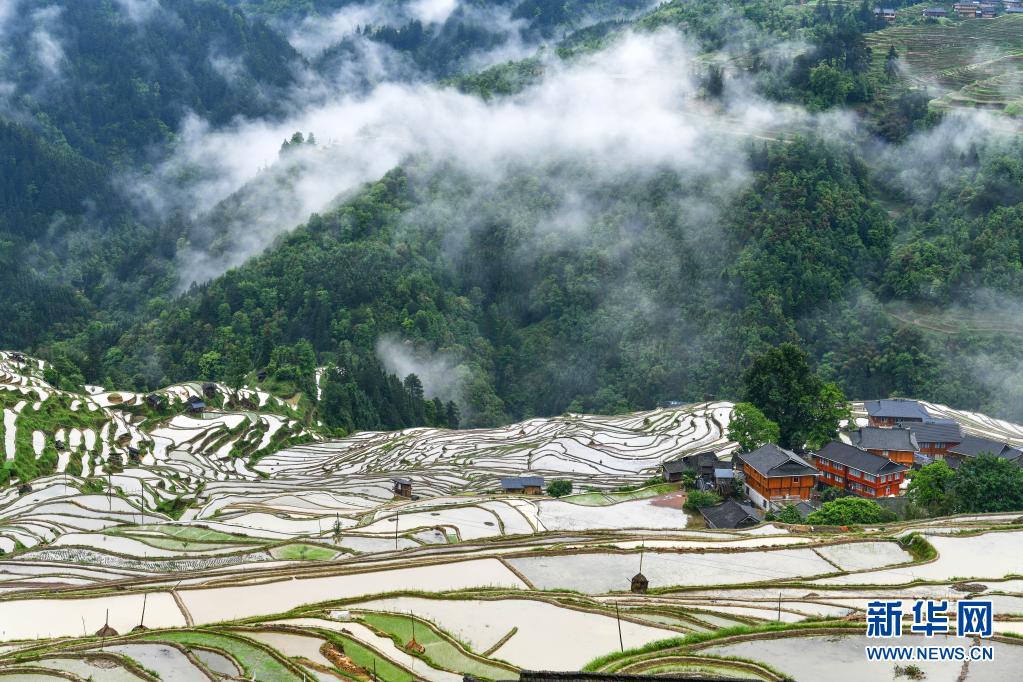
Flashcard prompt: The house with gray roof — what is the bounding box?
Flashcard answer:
[500,476,545,494]
[899,419,963,457]
[814,441,909,498]
[864,399,930,426]
[734,444,819,509]
[946,436,1023,468]
[699,499,762,529]
[851,426,919,467]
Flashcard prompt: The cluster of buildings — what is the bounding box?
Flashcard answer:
[664,399,1023,528]
[920,0,1022,17]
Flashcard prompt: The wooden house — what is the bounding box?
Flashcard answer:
[875,7,897,21]
[954,2,981,15]
[899,419,962,457]
[923,6,949,15]
[661,459,688,482]
[392,478,413,498]
[944,435,1023,469]
[851,426,919,467]
[699,499,762,529]
[500,476,545,495]
[662,451,717,483]
[186,397,206,415]
[814,441,909,498]
[863,399,930,427]
[734,444,819,510]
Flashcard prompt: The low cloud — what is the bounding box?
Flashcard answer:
[132,29,819,289]
[375,334,466,403]
[30,5,64,77]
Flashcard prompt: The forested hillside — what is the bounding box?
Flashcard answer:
[5,0,1023,430]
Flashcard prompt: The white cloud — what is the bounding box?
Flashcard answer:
[30,5,64,77]
[140,30,800,285]
[113,0,161,23]
[409,0,459,25]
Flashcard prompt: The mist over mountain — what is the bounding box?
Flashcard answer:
[4,0,1023,431]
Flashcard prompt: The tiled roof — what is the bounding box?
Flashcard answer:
[699,499,761,529]
[863,399,930,420]
[900,419,963,445]
[852,426,919,452]
[736,444,818,478]
[501,476,545,489]
[817,441,909,476]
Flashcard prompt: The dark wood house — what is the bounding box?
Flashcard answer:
[699,499,761,529]
[661,451,717,484]
[500,476,545,495]
[392,478,413,498]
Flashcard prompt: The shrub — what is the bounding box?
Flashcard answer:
[806,497,896,525]
[684,489,721,511]
[547,479,573,497]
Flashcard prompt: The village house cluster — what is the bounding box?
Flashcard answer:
[878,0,1023,21]
[665,399,1023,528]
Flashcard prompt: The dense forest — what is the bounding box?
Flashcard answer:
[5,0,1023,431]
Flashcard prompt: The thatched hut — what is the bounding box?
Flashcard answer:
[94,624,119,637]
[630,572,648,594]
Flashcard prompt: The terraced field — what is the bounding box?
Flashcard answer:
[2,351,1023,680]
[867,14,1023,113]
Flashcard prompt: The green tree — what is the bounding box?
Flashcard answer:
[804,381,851,449]
[907,460,956,516]
[547,479,573,497]
[197,351,223,381]
[949,455,1023,513]
[742,343,848,450]
[729,402,780,453]
[806,497,897,525]
[884,44,899,81]
[684,489,722,511]
[809,64,853,106]
[774,504,804,524]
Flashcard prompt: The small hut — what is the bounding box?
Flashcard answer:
[630,572,649,594]
[145,393,163,409]
[127,446,141,463]
[94,623,119,637]
[186,396,206,415]
[202,382,217,398]
[55,439,65,450]
[392,478,412,498]
[17,483,32,496]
